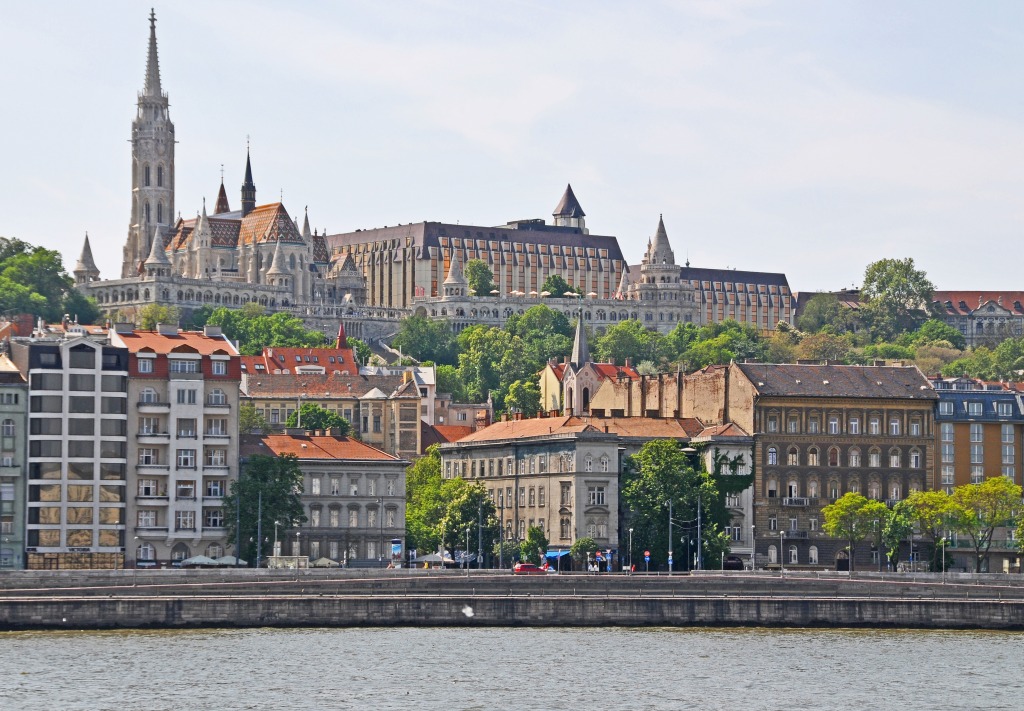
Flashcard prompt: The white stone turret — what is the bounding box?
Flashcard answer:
[443,250,467,297]
[74,234,101,284]
[144,225,171,277]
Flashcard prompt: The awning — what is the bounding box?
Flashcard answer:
[545,550,571,558]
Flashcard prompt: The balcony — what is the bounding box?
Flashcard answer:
[202,495,224,502]
[784,530,809,539]
[136,431,170,444]
[203,432,230,440]
[204,401,230,411]
[134,526,168,533]
[136,462,169,472]
[0,465,20,477]
[169,372,204,381]
[134,494,169,503]
[137,400,170,411]
[782,497,809,507]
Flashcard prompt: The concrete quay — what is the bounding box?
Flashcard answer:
[2,570,1024,631]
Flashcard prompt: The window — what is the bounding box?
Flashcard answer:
[329,509,340,527]
[767,416,778,433]
[787,416,799,433]
[971,466,984,484]
[807,448,819,467]
[942,443,954,464]
[177,418,197,438]
[828,417,840,435]
[177,389,197,405]
[561,483,571,506]
[176,480,196,499]
[140,388,158,404]
[910,450,921,469]
[787,448,798,466]
[528,488,535,506]
[941,423,954,442]
[138,479,158,496]
[808,418,819,434]
[808,481,818,498]
[971,444,983,465]
[205,418,227,436]
[789,517,798,531]
[939,401,953,415]
[538,486,545,507]
[367,479,375,496]
[889,450,900,468]
[205,480,224,497]
[829,482,840,500]
[386,509,396,527]
[208,389,226,405]
[138,417,160,435]
[970,423,983,443]
[968,402,983,416]
[769,516,777,531]
[519,519,526,539]
[789,546,798,564]
[175,510,195,531]
[137,510,156,527]
[349,509,359,527]
[372,415,381,433]
[204,509,224,528]
[828,448,839,467]
[519,488,526,507]
[169,359,199,374]
[1003,444,1015,465]
[767,479,777,498]
[331,478,341,496]
[809,517,819,532]
[767,447,777,466]
[177,449,196,468]
[849,417,860,435]
[910,420,922,436]
[869,450,881,468]
[941,465,955,486]
[204,449,226,467]
[311,478,321,496]
[560,517,571,539]
[600,456,609,472]
[310,510,321,527]
[768,545,777,564]
[889,418,901,436]
[138,448,159,466]
[1003,424,1015,444]
[212,361,226,376]
[585,456,593,472]
[808,546,819,565]
[998,401,1014,417]
[1,420,13,437]
[587,486,606,506]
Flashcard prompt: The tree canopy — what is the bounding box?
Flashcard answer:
[464,259,497,297]
[949,477,1022,572]
[861,258,934,341]
[392,314,458,365]
[284,403,351,434]
[540,274,581,297]
[0,236,100,324]
[223,454,307,566]
[204,304,328,355]
[821,493,889,573]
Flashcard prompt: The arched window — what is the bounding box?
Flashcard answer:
[787,479,799,498]
[157,202,163,223]
[868,448,881,468]
[807,447,819,467]
[767,447,778,465]
[808,480,819,499]
[144,165,150,187]
[767,545,777,564]
[767,478,777,498]
[829,480,840,499]
[889,448,901,468]
[157,165,163,187]
[868,481,880,500]
[828,447,840,467]
[787,447,799,466]
[849,448,861,467]
[145,201,151,224]
[789,545,798,564]
[808,546,819,565]
[890,482,901,501]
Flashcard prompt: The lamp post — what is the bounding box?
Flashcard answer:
[477,501,483,570]
[750,524,756,571]
[779,528,784,575]
[235,457,247,567]
[376,497,384,568]
[255,490,263,569]
[464,526,470,574]
[667,499,673,574]
[628,527,634,573]
[696,492,703,572]
[295,531,301,559]
[273,520,281,558]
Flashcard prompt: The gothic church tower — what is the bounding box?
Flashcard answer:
[122,10,175,278]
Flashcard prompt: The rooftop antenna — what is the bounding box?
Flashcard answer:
[220,164,224,182]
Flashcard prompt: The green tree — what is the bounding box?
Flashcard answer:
[860,258,934,340]
[0,237,100,323]
[223,454,307,566]
[795,332,853,363]
[437,478,498,564]
[138,303,181,330]
[405,446,445,553]
[821,493,889,573]
[239,403,270,434]
[912,319,966,350]
[949,477,1022,572]
[677,320,767,370]
[593,319,663,366]
[435,363,467,401]
[464,259,497,297]
[570,537,598,565]
[622,440,723,571]
[504,379,541,415]
[391,314,458,365]
[205,307,327,355]
[520,525,549,565]
[881,507,913,570]
[540,273,581,297]
[457,325,533,406]
[504,304,574,369]
[796,293,859,334]
[896,490,954,571]
[182,305,215,330]
[348,337,372,366]
[942,346,997,380]
[493,540,519,567]
[284,402,351,434]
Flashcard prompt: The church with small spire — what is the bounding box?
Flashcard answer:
[79,10,365,330]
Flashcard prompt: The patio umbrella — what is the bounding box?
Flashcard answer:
[215,555,247,566]
[310,557,340,568]
[180,555,219,567]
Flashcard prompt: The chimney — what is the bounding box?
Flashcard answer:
[203,324,223,337]
[624,357,632,368]
[549,409,559,417]
[113,322,135,335]
[284,427,306,436]
[156,323,178,336]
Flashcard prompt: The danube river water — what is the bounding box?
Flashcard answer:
[0,626,1020,710]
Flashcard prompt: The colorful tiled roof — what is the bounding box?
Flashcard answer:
[240,346,357,375]
[241,433,399,461]
[111,329,238,356]
[932,291,1024,315]
[166,202,306,252]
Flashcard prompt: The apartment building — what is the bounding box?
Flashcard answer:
[108,324,241,566]
[0,355,28,569]
[11,334,130,569]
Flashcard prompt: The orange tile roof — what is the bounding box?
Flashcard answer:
[589,363,642,380]
[238,203,305,246]
[241,346,357,375]
[421,423,476,450]
[582,416,704,438]
[456,415,600,443]
[241,433,400,461]
[243,372,409,399]
[932,291,1024,315]
[694,422,751,439]
[111,329,238,356]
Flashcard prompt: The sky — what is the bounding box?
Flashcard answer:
[2,0,1023,292]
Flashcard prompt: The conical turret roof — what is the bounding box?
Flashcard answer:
[444,250,466,285]
[553,183,586,218]
[302,207,312,239]
[75,234,99,273]
[570,309,590,368]
[648,214,675,266]
[145,226,170,266]
[214,179,230,214]
[265,239,287,277]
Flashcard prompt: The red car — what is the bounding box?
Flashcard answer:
[512,562,548,575]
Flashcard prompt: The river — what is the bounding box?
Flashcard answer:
[0,627,1019,710]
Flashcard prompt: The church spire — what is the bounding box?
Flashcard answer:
[143,9,162,97]
[570,307,589,368]
[241,147,256,217]
[74,233,100,284]
[648,214,675,266]
[215,177,230,214]
[302,206,312,239]
[552,183,588,233]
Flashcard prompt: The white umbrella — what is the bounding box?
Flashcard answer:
[180,555,219,567]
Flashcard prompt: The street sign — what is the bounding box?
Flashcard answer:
[668,556,673,566]
[644,553,650,562]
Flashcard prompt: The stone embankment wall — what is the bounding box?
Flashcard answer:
[3,570,1024,631]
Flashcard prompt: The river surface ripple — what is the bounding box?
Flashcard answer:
[0,626,1020,710]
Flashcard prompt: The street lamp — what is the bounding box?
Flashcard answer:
[750,524,756,571]
[464,526,470,573]
[667,499,674,574]
[628,527,634,573]
[376,497,384,567]
[779,528,784,574]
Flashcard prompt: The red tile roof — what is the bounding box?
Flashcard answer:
[456,415,599,443]
[421,422,475,450]
[111,329,238,356]
[583,416,704,438]
[932,291,1024,315]
[694,423,751,439]
[243,372,409,399]
[241,433,400,461]
[241,346,357,375]
[590,363,641,380]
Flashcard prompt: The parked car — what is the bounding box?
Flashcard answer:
[512,562,547,575]
[722,555,745,571]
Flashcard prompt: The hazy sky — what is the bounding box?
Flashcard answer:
[2,1,1023,292]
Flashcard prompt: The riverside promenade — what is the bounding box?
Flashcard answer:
[2,569,1024,631]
